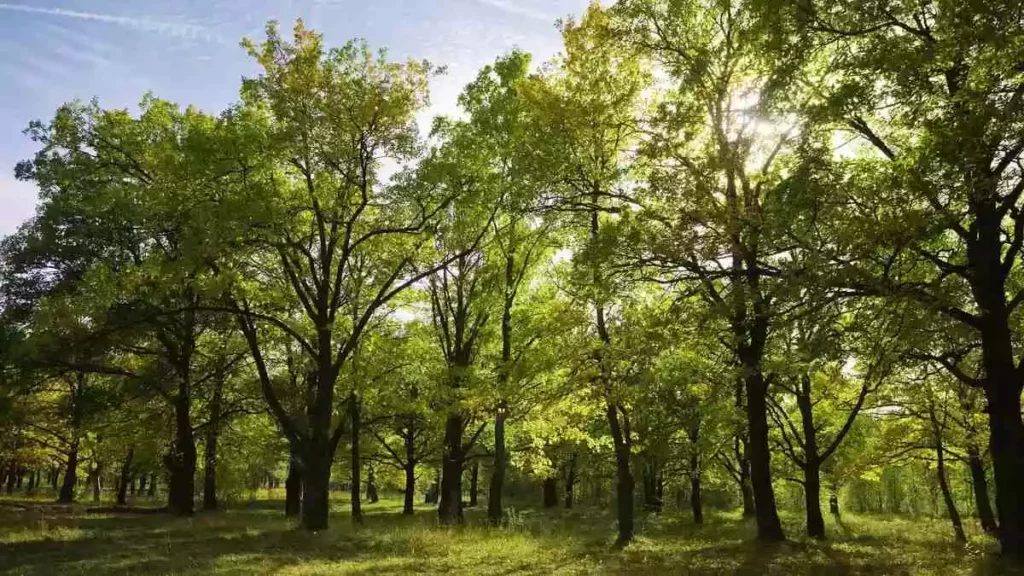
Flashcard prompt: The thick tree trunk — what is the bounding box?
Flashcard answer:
[985,381,1024,557]
[966,445,998,534]
[285,448,302,517]
[564,453,577,509]
[469,462,478,507]
[690,463,704,525]
[796,377,826,539]
[438,413,464,525]
[487,407,507,524]
[167,392,196,516]
[58,439,80,504]
[744,365,785,541]
[301,445,331,531]
[804,463,825,539]
[607,403,634,547]
[543,477,558,508]
[403,464,416,515]
[147,473,156,497]
[349,393,362,523]
[117,447,134,506]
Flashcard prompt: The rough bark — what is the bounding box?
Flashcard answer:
[966,445,998,534]
[349,392,362,524]
[117,447,134,506]
[469,462,478,507]
[744,363,784,540]
[301,446,331,531]
[57,440,79,504]
[487,406,507,524]
[543,476,558,508]
[438,413,465,525]
[934,422,967,544]
[167,389,196,516]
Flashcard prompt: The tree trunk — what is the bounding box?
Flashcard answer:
[438,413,464,525]
[301,445,331,531]
[607,403,634,547]
[147,473,156,497]
[286,448,302,517]
[487,407,507,524]
[167,391,196,516]
[804,462,825,539]
[469,461,479,507]
[796,377,825,539]
[744,365,785,541]
[690,462,704,525]
[543,476,558,508]
[349,392,362,524]
[985,381,1024,556]
[58,438,80,504]
[935,429,967,544]
[117,447,134,506]
[734,383,756,518]
[138,474,147,496]
[403,424,416,515]
[403,464,416,515]
[966,445,998,534]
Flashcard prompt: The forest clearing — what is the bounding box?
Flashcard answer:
[0,495,1010,575]
[2,0,1024,573]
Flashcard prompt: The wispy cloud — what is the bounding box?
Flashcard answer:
[0,3,220,42]
[471,0,552,22]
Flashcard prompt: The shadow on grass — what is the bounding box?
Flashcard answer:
[0,499,1019,575]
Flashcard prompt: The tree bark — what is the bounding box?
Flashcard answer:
[934,423,967,544]
[147,473,156,497]
[543,476,558,508]
[58,439,79,504]
[744,363,784,540]
[167,385,196,516]
[403,422,416,515]
[438,413,465,525]
[607,403,634,547]
[349,392,362,524]
[690,463,704,525]
[469,461,478,507]
[796,375,825,539]
[301,444,331,531]
[487,406,507,524]
[117,447,134,506]
[966,445,998,534]
[403,464,416,515]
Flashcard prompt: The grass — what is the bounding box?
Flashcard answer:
[0,495,1019,575]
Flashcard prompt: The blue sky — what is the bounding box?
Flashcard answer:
[0,0,590,235]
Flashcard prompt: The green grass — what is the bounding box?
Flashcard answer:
[0,495,1019,575]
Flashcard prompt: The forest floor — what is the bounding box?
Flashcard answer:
[0,495,1018,575]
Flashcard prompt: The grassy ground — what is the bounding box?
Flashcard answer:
[0,495,1019,575]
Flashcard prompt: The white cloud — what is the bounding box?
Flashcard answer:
[0,3,220,42]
